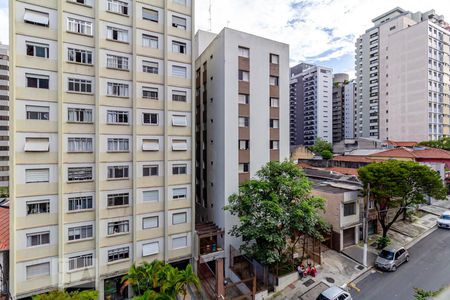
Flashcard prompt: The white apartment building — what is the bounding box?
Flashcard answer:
[355,7,450,141]
[0,45,8,189]
[344,80,356,139]
[290,63,333,146]
[194,29,290,274]
[9,1,195,298]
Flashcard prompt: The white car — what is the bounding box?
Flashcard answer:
[317,286,352,300]
[437,211,450,229]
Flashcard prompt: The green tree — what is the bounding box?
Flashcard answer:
[176,264,201,300]
[308,138,333,159]
[358,160,447,238]
[33,290,97,300]
[419,137,450,151]
[225,161,328,275]
[414,287,444,300]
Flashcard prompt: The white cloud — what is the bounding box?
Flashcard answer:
[196,0,450,72]
[0,6,7,45]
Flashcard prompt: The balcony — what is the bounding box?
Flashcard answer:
[195,222,225,263]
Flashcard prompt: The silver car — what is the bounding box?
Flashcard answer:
[317,286,352,300]
[375,246,409,271]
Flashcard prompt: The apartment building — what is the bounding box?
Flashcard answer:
[344,79,356,140]
[355,7,450,141]
[9,0,194,298]
[332,73,348,143]
[0,45,8,189]
[194,29,289,274]
[290,63,333,146]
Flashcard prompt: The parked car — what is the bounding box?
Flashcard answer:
[437,211,450,229]
[375,246,409,271]
[317,286,352,300]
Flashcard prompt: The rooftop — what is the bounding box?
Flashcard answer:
[0,204,9,251]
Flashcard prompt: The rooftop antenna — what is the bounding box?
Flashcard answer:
[208,0,212,31]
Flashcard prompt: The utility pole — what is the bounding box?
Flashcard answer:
[363,183,370,267]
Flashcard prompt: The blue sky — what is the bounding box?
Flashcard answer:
[1,1,449,78]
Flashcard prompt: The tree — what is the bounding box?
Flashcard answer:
[414,287,444,300]
[225,161,328,275]
[358,160,447,238]
[175,264,201,300]
[418,137,450,151]
[308,138,333,159]
[33,290,97,300]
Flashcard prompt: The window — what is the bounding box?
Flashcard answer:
[238,47,249,58]
[173,0,187,5]
[172,65,187,78]
[27,262,50,279]
[27,232,50,247]
[172,16,187,30]
[270,98,279,107]
[68,78,92,93]
[68,167,93,182]
[173,188,187,200]
[26,200,50,215]
[26,105,49,120]
[238,94,249,104]
[107,0,128,15]
[270,54,279,64]
[142,87,159,100]
[143,190,159,202]
[26,42,49,58]
[270,140,279,150]
[107,138,129,152]
[142,8,158,23]
[26,168,49,183]
[172,212,187,225]
[24,9,49,27]
[143,61,159,74]
[25,137,50,152]
[107,193,129,207]
[67,18,93,35]
[68,0,93,5]
[143,242,159,256]
[69,254,93,271]
[108,247,129,262]
[68,225,93,241]
[26,74,49,89]
[68,108,93,123]
[68,48,93,64]
[172,41,186,54]
[108,166,129,179]
[108,220,129,235]
[107,26,129,43]
[142,34,158,48]
[143,216,159,229]
[172,90,187,102]
[107,110,129,124]
[68,196,93,212]
[172,115,187,126]
[107,82,129,97]
[107,55,128,70]
[270,76,279,86]
[172,139,188,151]
[143,113,158,125]
[238,117,249,127]
[270,119,279,128]
[344,202,356,216]
[172,236,187,249]
[172,164,187,175]
[238,70,249,82]
[239,163,249,173]
[239,140,249,150]
[143,164,159,177]
[142,139,160,151]
[68,137,93,152]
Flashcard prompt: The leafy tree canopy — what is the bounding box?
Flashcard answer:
[418,137,450,151]
[308,138,333,158]
[33,290,98,300]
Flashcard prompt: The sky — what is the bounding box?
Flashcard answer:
[0,0,449,77]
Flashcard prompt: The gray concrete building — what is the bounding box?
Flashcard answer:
[332,73,349,143]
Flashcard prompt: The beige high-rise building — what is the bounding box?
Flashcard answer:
[9,0,195,298]
[0,44,8,189]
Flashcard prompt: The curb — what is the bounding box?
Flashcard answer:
[404,225,437,250]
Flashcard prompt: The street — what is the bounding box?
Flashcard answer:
[350,228,450,300]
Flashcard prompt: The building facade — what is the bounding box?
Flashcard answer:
[355,7,450,141]
[194,28,290,272]
[290,63,333,146]
[0,45,8,189]
[9,0,195,298]
[344,79,356,140]
[332,73,349,143]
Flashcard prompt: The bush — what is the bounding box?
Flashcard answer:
[376,236,391,249]
[33,290,98,300]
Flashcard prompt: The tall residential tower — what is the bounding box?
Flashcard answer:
[0,45,8,189]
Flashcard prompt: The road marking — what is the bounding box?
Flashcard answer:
[348,282,361,293]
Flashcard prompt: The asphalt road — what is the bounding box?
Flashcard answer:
[350,228,450,300]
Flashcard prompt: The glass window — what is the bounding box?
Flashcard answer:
[107,193,129,207]
[172,164,187,175]
[107,110,129,124]
[68,254,93,271]
[143,190,159,202]
[173,188,187,199]
[26,74,49,89]
[25,168,49,183]
[143,165,159,176]
[172,236,187,249]
[172,212,187,225]
[107,220,129,235]
[107,82,129,97]
[68,78,92,93]
[68,108,93,123]
[107,138,129,152]
[68,137,93,153]
[238,47,249,58]
[68,225,93,241]
[142,87,159,100]
[270,76,279,86]
[26,105,49,120]
[270,54,279,64]
[26,262,50,279]
[238,70,249,81]
[27,232,50,246]
[67,18,93,35]
[68,196,93,211]
[172,16,187,30]
[68,48,93,64]
[172,65,187,78]
[238,117,249,127]
[108,247,129,262]
[142,242,159,256]
[107,26,129,42]
[238,94,249,104]
[107,166,129,179]
[107,0,129,15]
[172,90,187,102]
[239,163,249,173]
[24,9,49,27]
[344,202,356,216]
[143,113,158,125]
[142,8,158,22]
[26,42,49,58]
[142,216,159,229]
[107,54,128,70]
[26,200,50,215]
[142,34,158,48]
[270,97,279,107]
[67,167,93,182]
[172,41,187,54]
[143,61,159,74]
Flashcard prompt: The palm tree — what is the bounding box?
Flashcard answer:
[175,265,200,300]
[121,263,146,295]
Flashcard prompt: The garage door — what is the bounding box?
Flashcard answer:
[343,228,356,248]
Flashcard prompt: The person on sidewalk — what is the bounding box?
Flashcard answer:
[297,264,305,279]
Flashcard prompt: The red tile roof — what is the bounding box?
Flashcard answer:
[298,162,313,169]
[370,147,450,160]
[369,148,416,158]
[385,140,418,147]
[332,155,379,163]
[413,148,450,159]
[0,205,9,251]
[326,167,359,176]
